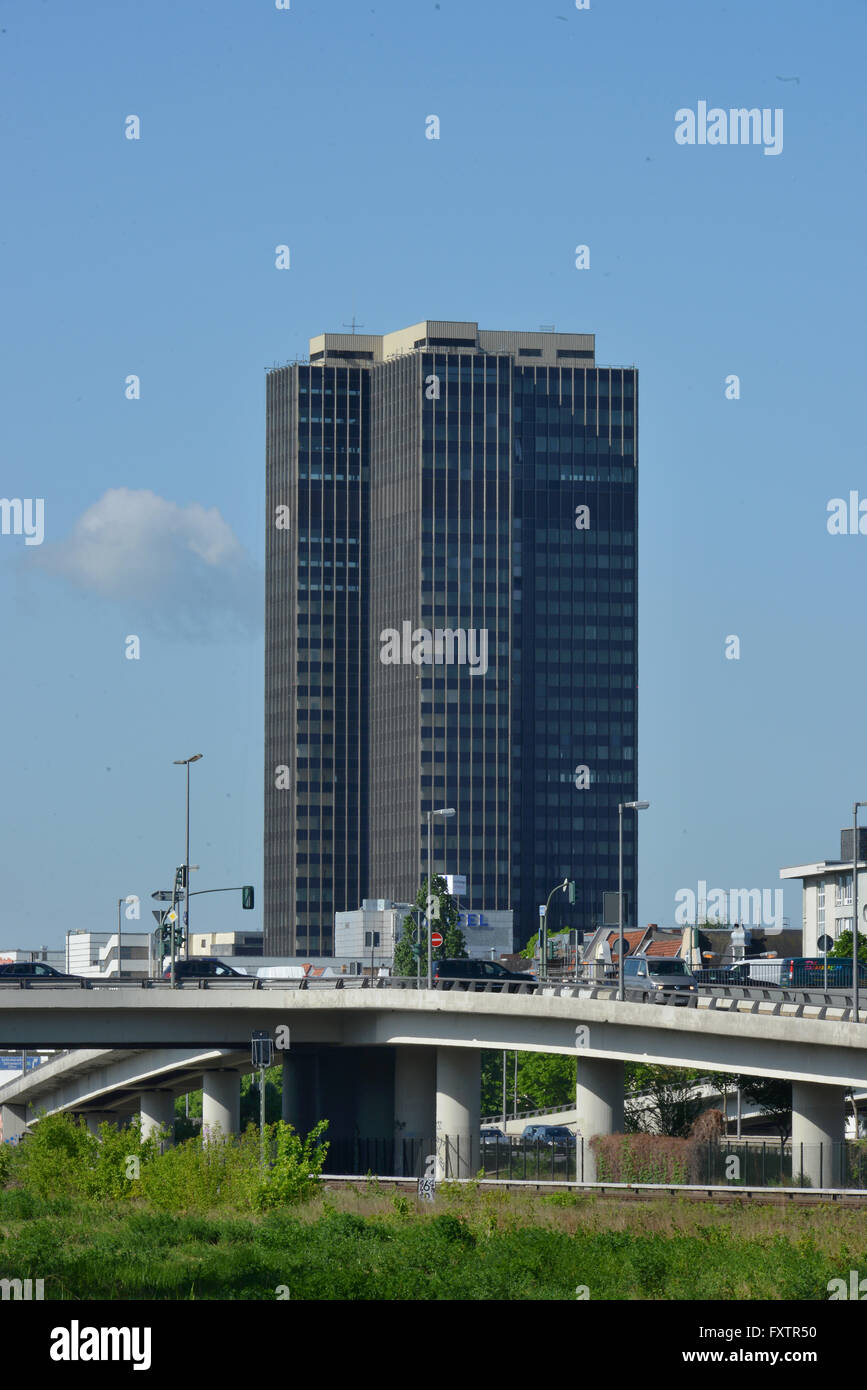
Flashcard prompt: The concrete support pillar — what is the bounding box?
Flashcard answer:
[202,1071,240,1141]
[281,1052,320,1135]
[575,1058,624,1183]
[140,1090,175,1143]
[83,1112,117,1137]
[0,1103,27,1145]
[791,1080,847,1189]
[394,1046,436,1176]
[435,1047,480,1179]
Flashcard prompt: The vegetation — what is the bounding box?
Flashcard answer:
[0,1167,864,1299]
[392,875,468,977]
[829,930,867,965]
[735,1077,792,1151]
[4,1112,328,1215]
[481,1051,577,1116]
[624,1064,705,1137]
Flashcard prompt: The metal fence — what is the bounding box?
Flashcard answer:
[317,1136,867,1189]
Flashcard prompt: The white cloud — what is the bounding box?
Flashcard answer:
[37,489,260,638]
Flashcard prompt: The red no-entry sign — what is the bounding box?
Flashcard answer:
[431,931,444,948]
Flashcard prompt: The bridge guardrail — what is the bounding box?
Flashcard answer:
[0,974,863,1020]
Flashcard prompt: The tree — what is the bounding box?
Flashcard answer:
[829,930,867,966]
[625,1063,705,1137]
[481,1051,576,1117]
[736,1075,792,1153]
[240,1065,283,1127]
[392,875,467,977]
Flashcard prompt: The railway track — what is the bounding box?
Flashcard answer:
[319,1175,867,1207]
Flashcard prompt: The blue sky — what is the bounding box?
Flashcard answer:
[1,0,865,948]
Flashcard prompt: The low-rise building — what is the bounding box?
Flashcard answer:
[781,827,867,957]
[334,900,514,968]
[65,931,151,978]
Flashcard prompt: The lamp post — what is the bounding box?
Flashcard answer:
[853,802,867,1021]
[541,879,569,982]
[426,807,455,989]
[117,897,125,980]
[618,800,649,1002]
[174,755,203,962]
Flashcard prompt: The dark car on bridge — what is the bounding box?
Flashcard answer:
[162,958,248,982]
[692,966,736,985]
[0,962,86,985]
[431,959,538,992]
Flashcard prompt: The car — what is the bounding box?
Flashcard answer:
[622,955,698,1002]
[0,962,86,984]
[431,959,538,992]
[161,958,247,981]
[480,1127,511,1147]
[520,1125,577,1147]
[692,966,735,986]
[723,961,780,988]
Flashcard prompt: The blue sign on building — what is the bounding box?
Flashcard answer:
[0,1055,41,1072]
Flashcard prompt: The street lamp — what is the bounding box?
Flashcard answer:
[117,898,125,981]
[174,755,203,963]
[541,879,569,982]
[618,800,649,1002]
[853,802,867,1021]
[426,807,455,989]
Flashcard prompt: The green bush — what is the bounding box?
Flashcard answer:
[254,1119,329,1211]
[9,1113,161,1203]
[9,1113,95,1199]
[137,1125,261,1214]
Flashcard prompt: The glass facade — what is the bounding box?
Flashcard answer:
[265,328,638,954]
[265,364,369,955]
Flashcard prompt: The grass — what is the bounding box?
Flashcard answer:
[0,1186,865,1300]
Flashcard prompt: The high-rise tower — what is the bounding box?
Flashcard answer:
[265,321,637,955]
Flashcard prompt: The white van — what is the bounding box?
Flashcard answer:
[622,955,698,1003]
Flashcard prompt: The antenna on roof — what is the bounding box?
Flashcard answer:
[342,315,364,335]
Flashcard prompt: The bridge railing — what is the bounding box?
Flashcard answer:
[0,974,864,1020]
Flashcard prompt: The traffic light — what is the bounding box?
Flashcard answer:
[568,880,576,905]
[175,865,187,891]
[241,885,255,910]
[160,922,184,955]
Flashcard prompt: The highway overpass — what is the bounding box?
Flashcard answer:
[2,978,866,1183]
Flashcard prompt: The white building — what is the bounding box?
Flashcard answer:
[780,828,867,956]
[0,947,66,970]
[64,931,151,978]
[334,900,514,968]
[188,929,264,959]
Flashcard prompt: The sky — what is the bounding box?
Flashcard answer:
[1,0,865,950]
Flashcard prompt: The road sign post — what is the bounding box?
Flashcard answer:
[430,931,443,949]
[252,1031,274,1171]
[818,932,834,990]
